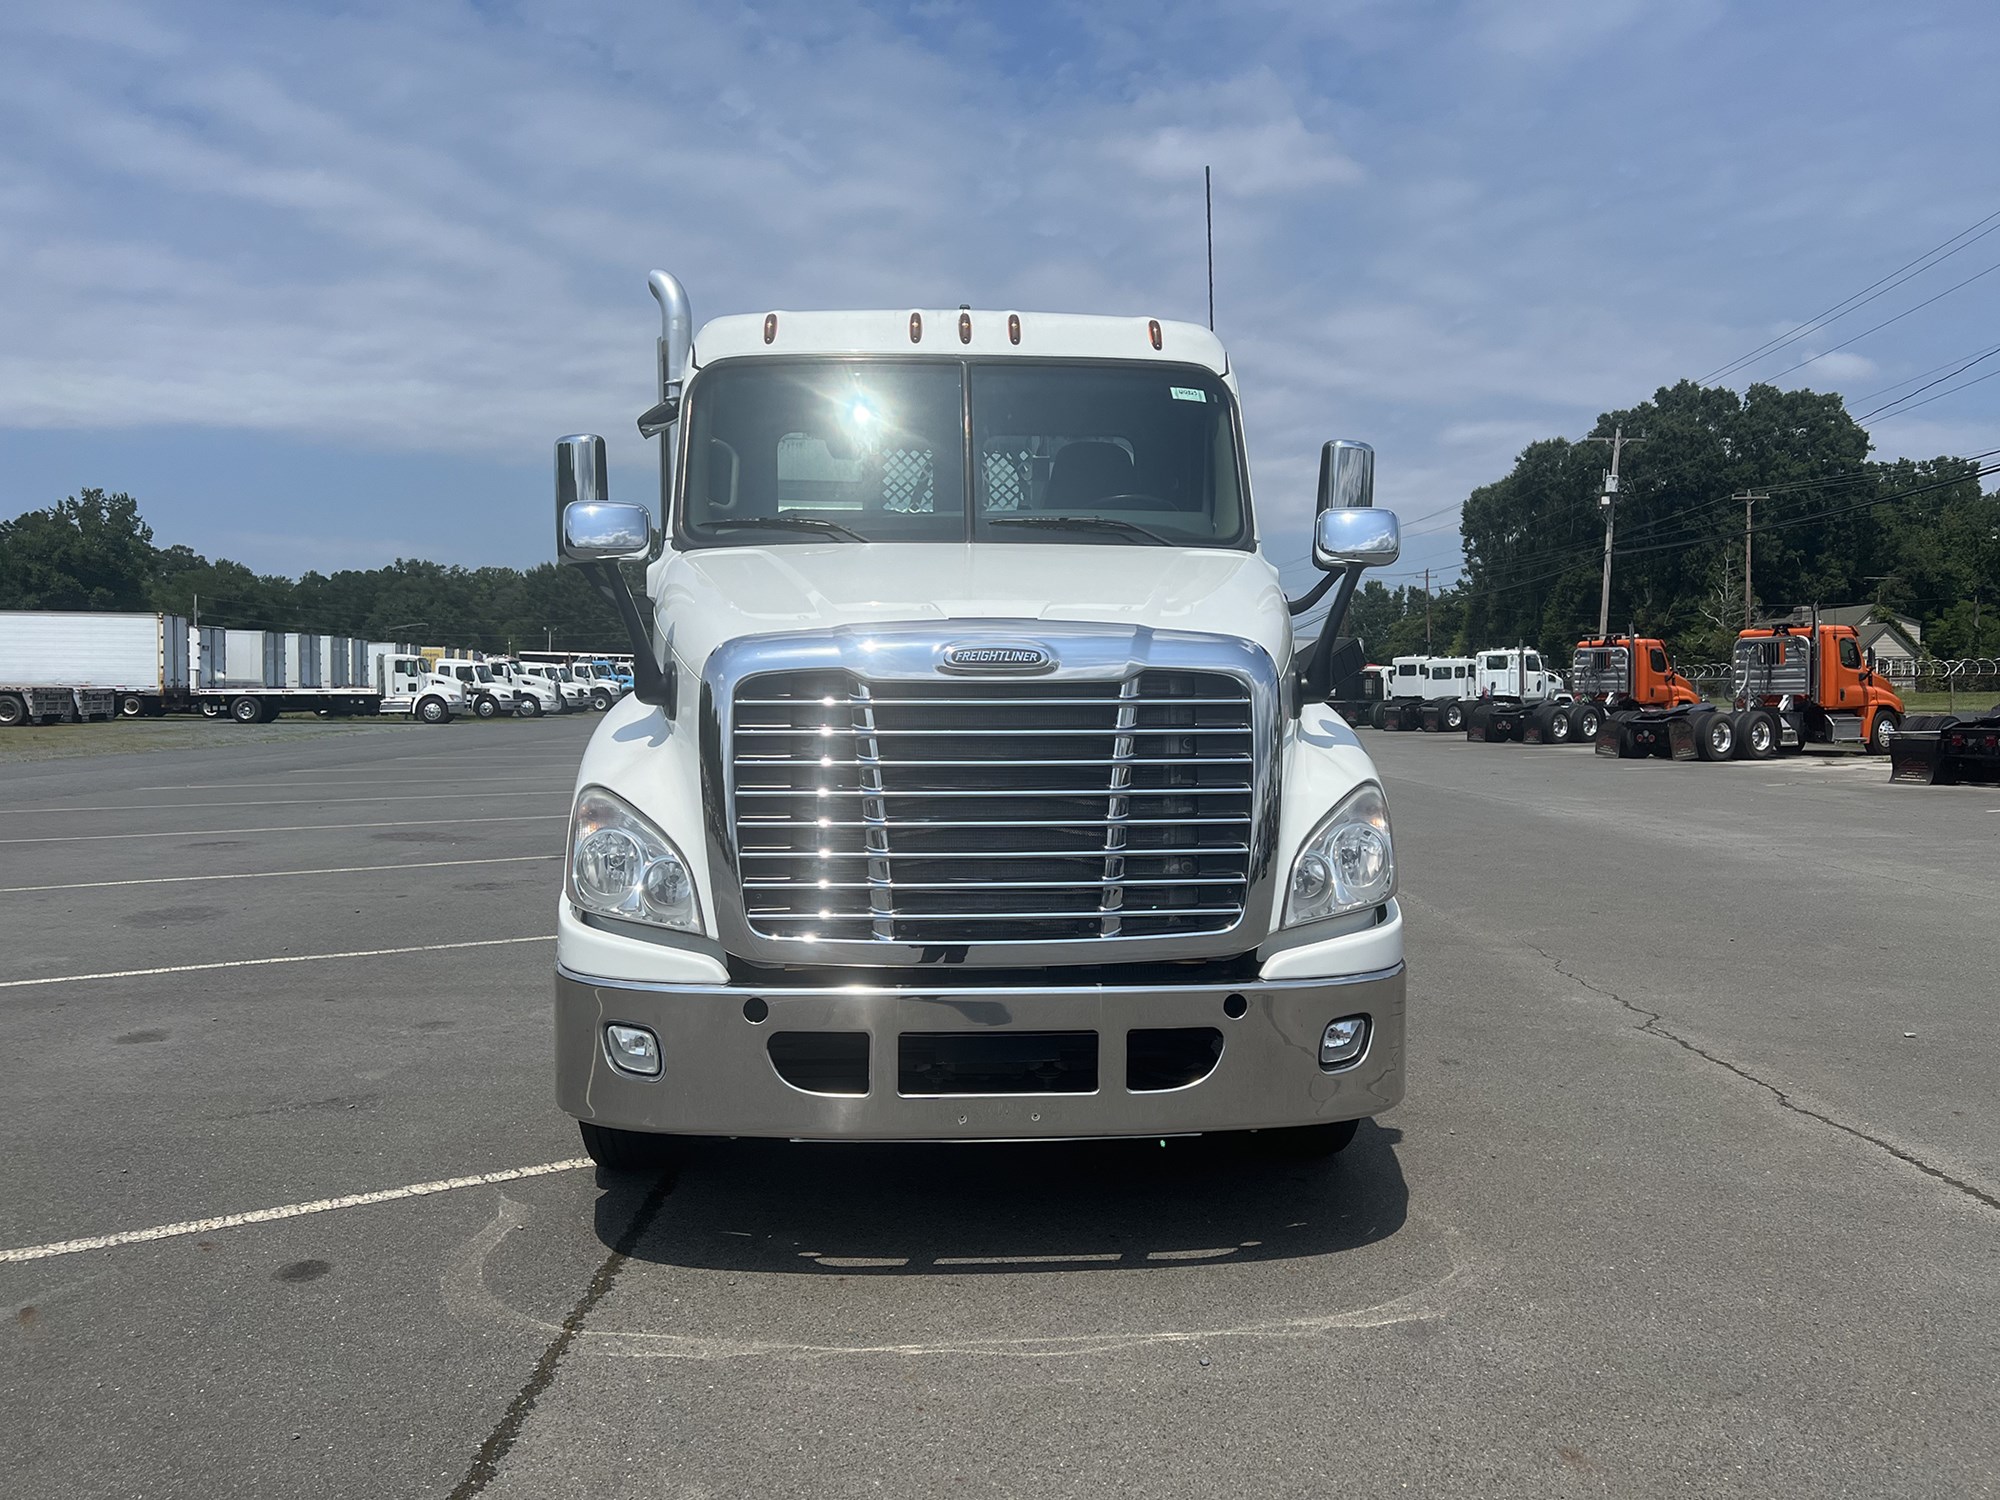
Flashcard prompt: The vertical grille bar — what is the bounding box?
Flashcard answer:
[852,682,895,940]
[1099,676,1140,936]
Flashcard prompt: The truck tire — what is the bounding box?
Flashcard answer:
[518,696,543,718]
[1571,703,1603,741]
[230,695,265,724]
[1441,701,1465,732]
[1693,711,1736,762]
[1736,709,1778,760]
[1867,710,1900,754]
[474,695,499,719]
[200,699,224,718]
[1370,703,1387,730]
[579,1120,693,1174]
[592,688,615,712]
[0,693,24,728]
[416,695,450,725]
[119,694,146,718]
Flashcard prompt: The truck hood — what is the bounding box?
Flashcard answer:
[655,543,1296,676]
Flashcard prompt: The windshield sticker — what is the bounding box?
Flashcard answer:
[1169,386,1207,402]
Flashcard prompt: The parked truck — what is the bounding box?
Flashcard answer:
[1596,615,1902,762]
[0,610,186,726]
[191,629,387,722]
[546,273,1408,1171]
[1461,647,1572,742]
[368,647,467,723]
[1890,702,2000,785]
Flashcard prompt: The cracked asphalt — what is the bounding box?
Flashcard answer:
[2,717,1996,1498]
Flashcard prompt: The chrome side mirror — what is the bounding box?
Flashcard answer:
[1313,507,1400,569]
[555,433,608,554]
[563,501,655,561]
[1316,439,1374,512]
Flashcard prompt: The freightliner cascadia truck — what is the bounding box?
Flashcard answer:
[548,272,1407,1170]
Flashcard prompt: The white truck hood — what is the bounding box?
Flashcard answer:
[655,543,1297,676]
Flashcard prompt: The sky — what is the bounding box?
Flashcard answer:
[2,0,1997,600]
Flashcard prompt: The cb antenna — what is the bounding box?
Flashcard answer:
[1205,165,1215,331]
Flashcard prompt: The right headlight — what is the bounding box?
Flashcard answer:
[1284,782,1395,927]
[566,785,702,932]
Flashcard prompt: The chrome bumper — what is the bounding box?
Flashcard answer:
[555,963,1404,1141]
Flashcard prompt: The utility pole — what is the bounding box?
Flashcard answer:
[1735,490,1766,627]
[1423,567,1432,650]
[545,625,555,651]
[1583,426,1643,637]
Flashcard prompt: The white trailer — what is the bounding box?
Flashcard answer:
[0,610,188,727]
[191,627,386,722]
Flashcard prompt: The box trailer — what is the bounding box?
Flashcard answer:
[190,628,385,723]
[0,610,189,726]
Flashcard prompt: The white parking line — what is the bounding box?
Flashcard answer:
[0,813,568,845]
[0,854,559,895]
[0,791,567,814]
[0,1158,592,1264]
[0,934,554,989]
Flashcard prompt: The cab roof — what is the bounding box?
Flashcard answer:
[692,309,1229,375]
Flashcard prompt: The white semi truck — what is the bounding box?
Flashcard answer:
[545,273,1408,1171]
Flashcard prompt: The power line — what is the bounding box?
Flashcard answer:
[1756,257,2000,384]
[1849,340,2000,406]
[1699,205,2000,384]
[1860,362,2000,424]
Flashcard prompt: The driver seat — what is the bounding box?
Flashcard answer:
[1042,441,1134,509]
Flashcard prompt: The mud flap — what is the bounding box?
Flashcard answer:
[1465,703,1494,741]
[1594,718,1623,756]
[1890,713,1955,785]
[1664,718,1699,760]
[1419,703,1447,732]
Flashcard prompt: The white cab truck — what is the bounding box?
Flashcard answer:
[485,658,563,717]
[547,274,1407,1171]
[520,660,598,713]
[1374,653,1476,732]
[367,647,467,723]
[1461,646,1572,742]
[0,610,186,726]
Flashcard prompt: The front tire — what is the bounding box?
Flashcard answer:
[1442,701,1465,732]
[517,696,542,718]
[592,689,615,712]
[474,696,499,719]
[1868,710,1900,754]
[579,1120,693,1174]
[416,695,449,725]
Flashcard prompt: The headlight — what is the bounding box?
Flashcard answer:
[1284,782,1395,926]
[567,785,701,932]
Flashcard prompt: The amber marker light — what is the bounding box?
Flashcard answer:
[1148,319,1163,350]
[763,313,777,344]
[909,312,923,342]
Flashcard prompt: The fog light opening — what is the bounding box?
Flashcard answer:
[605,1023,662,1077]
[1319,1014,1370,1070]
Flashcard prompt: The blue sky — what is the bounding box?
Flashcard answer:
[2,0,1997,599]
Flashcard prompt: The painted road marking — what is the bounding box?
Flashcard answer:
[0,1158,592,1264]
[0,934,554,990]
[0,854,560,895]
[0,813,568,845]
[0,791,566,814]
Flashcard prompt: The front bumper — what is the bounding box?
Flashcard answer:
[555,963,1404,1141]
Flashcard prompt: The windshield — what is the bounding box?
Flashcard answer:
[680,358,1249,548]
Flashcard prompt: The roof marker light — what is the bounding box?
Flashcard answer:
[1148,319,1163,351]
[959,311,972,344]
[1008,313,1021,345]
[909,312,923,343]
[763,313,777,344]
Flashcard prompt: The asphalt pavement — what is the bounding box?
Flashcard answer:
[1,715,1994,1498]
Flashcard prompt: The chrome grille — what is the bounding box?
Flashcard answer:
[731,671,1256,943]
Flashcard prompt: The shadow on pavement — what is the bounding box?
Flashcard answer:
[596,1122,1408,1275]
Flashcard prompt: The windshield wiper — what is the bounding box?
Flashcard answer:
[987,514,1171,546]
[694,515,866,543]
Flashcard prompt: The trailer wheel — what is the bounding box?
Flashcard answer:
[1736,709,1778,760]
[200,700,224,718]
[474,695,499,719]
[578,1121,694,1174]
[416,695,450,725]
[0,693,24,728]
[1867,710,1900,755]
[1572,703,1603,741]
[119,694,146,718]
[1695,711,1736,762]
[229,695,266,724]
[1441,701,1465,732]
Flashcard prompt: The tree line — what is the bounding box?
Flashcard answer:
[1369,381,2000,664]
[0,490,633,654]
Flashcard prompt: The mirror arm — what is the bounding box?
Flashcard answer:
[578,559,674,710]
[1285,570,1338,617]
[1300,564,1365,705]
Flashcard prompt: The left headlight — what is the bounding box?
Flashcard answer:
[566,785,702,932]
[1284,782,1395,927]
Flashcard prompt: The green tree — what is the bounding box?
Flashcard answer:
[0,489,155,609]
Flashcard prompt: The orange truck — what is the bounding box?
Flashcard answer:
[1561,634,1704,747]
[1596,614,1902,761]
